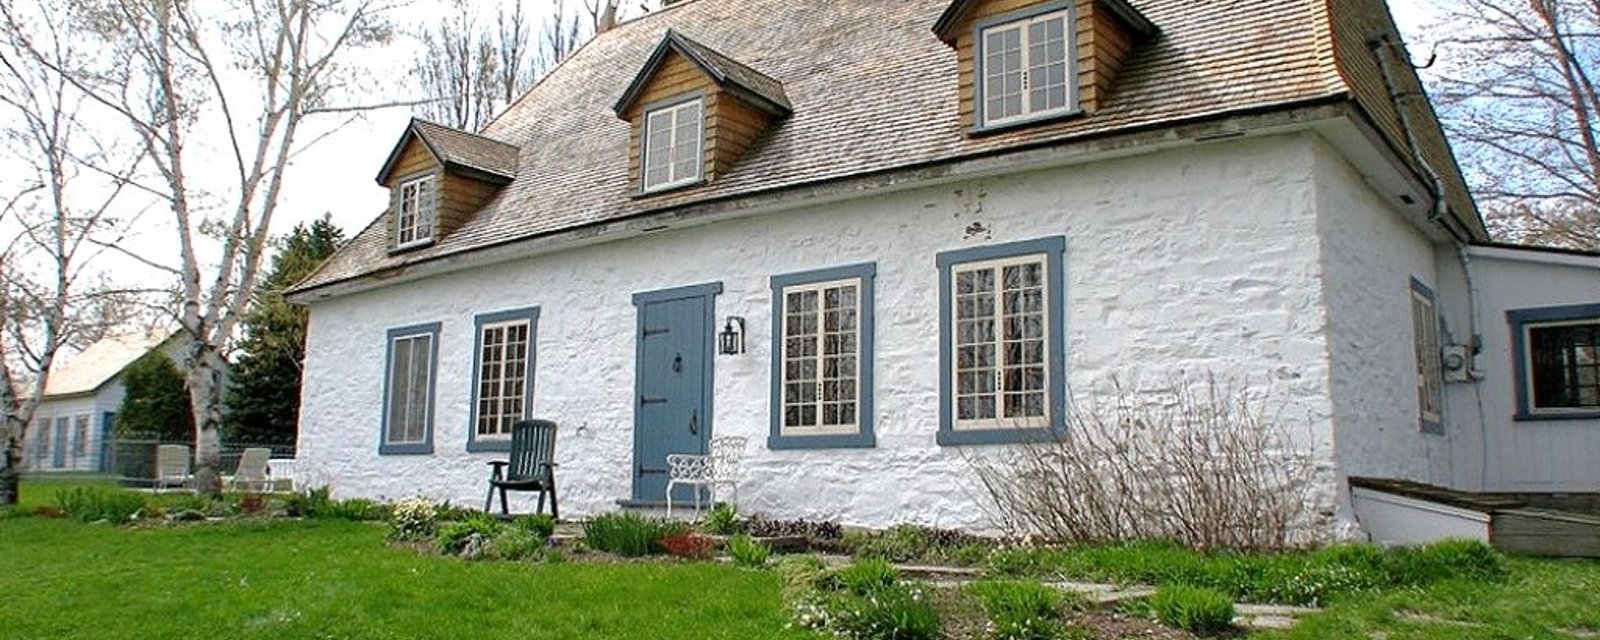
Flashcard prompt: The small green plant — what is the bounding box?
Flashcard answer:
[486,529,547,561]
[776,554,833,602]
[512,513,558,541]
[284,486,334,518]
[388,497,440,540]
[53,486,148,524]
[1148,585,1234,633]
[833,558,899,595]
[582,511,686,557]
[830,582,941,640]
[727,534,771,568]
[437,514,503,556]
[966,580,1070,640]
[330,498,387,521]
[705,502,741,535]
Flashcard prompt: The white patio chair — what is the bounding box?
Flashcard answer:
[267,458,298,492]
[665,435,747,518]
[154,444,192,491]
[228,447,272,492]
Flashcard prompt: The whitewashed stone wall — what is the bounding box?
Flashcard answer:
[299,133,1353,535]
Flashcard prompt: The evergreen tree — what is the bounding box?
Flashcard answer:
[116,352,195,442]
[224,216,344,445]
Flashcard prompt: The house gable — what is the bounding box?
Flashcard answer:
[375,120,519,252]
[614,31,790,193]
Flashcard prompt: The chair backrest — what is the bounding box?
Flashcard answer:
[235,447,271,480]
[508,419,558,481]
[708,436,747,481]
[156,444,190,479]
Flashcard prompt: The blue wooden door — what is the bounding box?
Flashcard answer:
[633,288,714,502]
[51,418,67,469]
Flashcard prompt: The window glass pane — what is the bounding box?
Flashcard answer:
[476,321,531,437]
[1530,322,1600,409]
[387,338,413,443]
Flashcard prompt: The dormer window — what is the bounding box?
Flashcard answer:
[979,8,1073,127]
[395,174,437,249]
[642,98,705,192]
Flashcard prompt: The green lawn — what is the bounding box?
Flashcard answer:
[1,482,810,640]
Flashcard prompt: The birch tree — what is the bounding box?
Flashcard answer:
[1432,0,1600,249]
[0,4,140,505]
[1,0,398,496]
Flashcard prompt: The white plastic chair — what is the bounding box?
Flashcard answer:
[228,448,272,492]
[665,436,747,518]
[154,444,192,491]
[267,458,298,492]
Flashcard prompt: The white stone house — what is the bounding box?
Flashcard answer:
[288,0,1598,539]
[24,329,183,473]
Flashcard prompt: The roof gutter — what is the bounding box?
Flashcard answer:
[288,98,1351,304]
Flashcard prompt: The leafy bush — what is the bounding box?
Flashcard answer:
[437,514,503,556]
[743,515,842,540]
[833,558,899,595]
[966,580,1069,640]
[728,534,772,568]
[829,583,941,640]
[659,532,716,559]
[283,487,334,518]
[512,513,557,541]
[389,497,440,541]
[705,502,741,535]
[582,512,686,557]
[776,554,833,602]
[486,529,546,561]
[1148,585,1234,633]
[54,486,148,524]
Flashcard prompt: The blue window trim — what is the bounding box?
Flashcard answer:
[768,263,877,450]
[466,307,541,453]
[1411,277,1445,435]
[971,0,1083,135]
[936,237,1068,446]
[379,322,441,456]
[1508,302,1600,422]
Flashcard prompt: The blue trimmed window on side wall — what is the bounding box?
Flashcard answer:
[1508,302,1600,421]
[467,307,540,452]
[379,322,441,455]
[936,237,1067,446]
[769,263,877,450]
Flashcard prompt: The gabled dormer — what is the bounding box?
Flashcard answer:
[934,0,1155,133]
[375,119,521,252]
[613,30,791,195]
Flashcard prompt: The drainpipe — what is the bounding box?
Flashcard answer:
[1372,35,1491,487]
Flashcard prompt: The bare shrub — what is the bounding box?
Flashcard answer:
[968,373,1320,551]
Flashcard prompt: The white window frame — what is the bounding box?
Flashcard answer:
[474,318,533,442]
[1411,287,1443,427]
[977,7,1075,128]
[394,174,436,249]
[779,277,864,437]
[71,414,89,457]
[641,98,705,193]
[383,328,436,451]
[1521,317,1600,416]
[950,253,1051,431]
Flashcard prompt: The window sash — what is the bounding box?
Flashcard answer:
[395,175,435,248]
[780,278,862,435]
[475,319,531,439]
[951,254,1049,430]
[981,9,1072,127]
[385,333,434,445]
[642,99,704,192]
[72,415,88,456]
[1524,318,1600,413]
[1411,290,1443,423]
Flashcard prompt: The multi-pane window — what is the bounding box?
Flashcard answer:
[642,98,704,192]
[781,279,861,433]
[475,319,532,441]
[980,9,1072,127]
[953,255,1049,429]
[72,415,89,456]
[1411,284,1443,427]
[395,174,436,249]
[1526,320,1600,413]
[382,324,438,454]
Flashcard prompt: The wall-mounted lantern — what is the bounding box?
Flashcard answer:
[718,316,746,355]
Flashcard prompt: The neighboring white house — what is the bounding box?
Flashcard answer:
[23,329,183,473]
[286,0,1597,540]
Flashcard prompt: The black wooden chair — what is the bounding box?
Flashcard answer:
[484,419,559,518]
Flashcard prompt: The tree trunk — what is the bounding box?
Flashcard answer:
[1,425,22,506]
[188,344,229,497]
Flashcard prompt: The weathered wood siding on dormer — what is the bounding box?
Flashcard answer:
[383,136,502,243]
[624,50,774,190]
[955,0,1136,130]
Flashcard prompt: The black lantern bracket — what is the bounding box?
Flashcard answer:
[718,316,746,355]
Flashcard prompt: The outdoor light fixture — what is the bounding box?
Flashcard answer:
[718,316,746,355]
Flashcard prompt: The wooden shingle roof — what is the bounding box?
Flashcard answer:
[294,0,1483,296]
[375,119,522,184]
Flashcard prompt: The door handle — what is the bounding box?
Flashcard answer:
[689,409,699,436]
[673,353,683,373]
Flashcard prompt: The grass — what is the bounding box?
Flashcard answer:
[0,481,811,640]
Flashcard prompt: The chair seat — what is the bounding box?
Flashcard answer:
[489,477,550,490]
